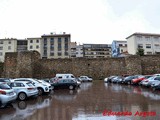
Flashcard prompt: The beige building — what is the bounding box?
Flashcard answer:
[27,37,42,56]
[126,32,160,55]
[0,38,17,62]
[83,44,111,58]
[41,33,71,59]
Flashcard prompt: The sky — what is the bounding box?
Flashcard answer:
[0,0,160,44]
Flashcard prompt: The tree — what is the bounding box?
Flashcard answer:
[136,48,144,56]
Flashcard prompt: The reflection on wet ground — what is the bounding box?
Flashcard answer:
[1,81,160,120]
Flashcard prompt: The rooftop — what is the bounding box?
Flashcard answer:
[126,32,160,39]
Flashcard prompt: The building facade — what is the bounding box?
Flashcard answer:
[76,45,83,57]
[83,44,111,58]
[27,37,42,56]
[70,42,77,58]
[41,33,71,59]
[0,38,17,62]
[126,33,160,55]
[112,40,127,57]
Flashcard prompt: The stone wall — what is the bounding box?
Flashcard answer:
[3,51,160,79]
[3,51,40,78]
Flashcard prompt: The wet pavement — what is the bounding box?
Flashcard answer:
[1,81,160,120]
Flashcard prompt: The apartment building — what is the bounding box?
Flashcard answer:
[112,40,127,57]
[126,33,160,55]
[83,44,111,58]
[0,38,17,62]
[41,33,71,59]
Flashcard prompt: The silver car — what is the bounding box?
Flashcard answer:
[10,81,38,100]
[0,83,17,106]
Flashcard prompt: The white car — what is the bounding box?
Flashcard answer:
[37,80,52,91]
[78,76,93,82]
[12,78,51,95]
[10,81,38,100]
[0,83,17,107]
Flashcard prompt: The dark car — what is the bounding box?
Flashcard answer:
[122,75,141,84]
[52,79,78,90]
[111,76,124,83]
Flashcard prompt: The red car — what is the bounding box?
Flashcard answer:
[132,75,152,84]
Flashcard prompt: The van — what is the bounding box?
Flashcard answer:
[56,74,75,79]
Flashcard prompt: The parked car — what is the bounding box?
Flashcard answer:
[12,78,51,95]
[141,76,160,87]
[0,83,17,107]
[122,75,138,84]
[37,80,52,91]
[104,76,117,83]
[10,81,38,100]
[0,78,11,84]
[52,79,79,90]
[132,75,152,85]
[111,76,124,83]
[78,76,93,82]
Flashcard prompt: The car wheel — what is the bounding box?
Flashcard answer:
[69,85,74,90]
[128,81,131,84]
[38,88,44,95]
[18,92,27,101]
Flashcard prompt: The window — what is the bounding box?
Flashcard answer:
[30,40,33,43]
[0,41,3,44]
[58,38,61,43]
[50,38,54,43]
[119,44,122,46]
[30,45,33,49]
[36,45,39,49]
[137,44,143,48]
[58,52,62,56]
[146,44,151,48]
[8,41,11,44]
[36,40,39,43]
[65,52,68,56]
[50,52,54,56]
[65,37,68,43]
[146,52,152,55]
[155,44,160,49]
[44,38,47,44]
[0,52,3,56]
[65,43,68,50]
[50,44,54,50]
[0,46,3,50]
[8,46,11,50]
[58,44,61,51]
[145,36,150,41]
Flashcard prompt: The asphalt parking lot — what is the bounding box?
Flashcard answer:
[1,81,160,120]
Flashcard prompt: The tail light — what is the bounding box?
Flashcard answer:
[0,90,6,95]
[27,88,34,90]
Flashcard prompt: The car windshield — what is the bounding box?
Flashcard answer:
[148,76,154,80]
[0,83,11,89]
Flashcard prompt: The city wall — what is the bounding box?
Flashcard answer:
[2,51,160,79]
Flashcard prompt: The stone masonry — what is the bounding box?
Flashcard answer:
[2,51,160,79]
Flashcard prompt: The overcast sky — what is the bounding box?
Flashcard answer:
[0,0,160,44]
